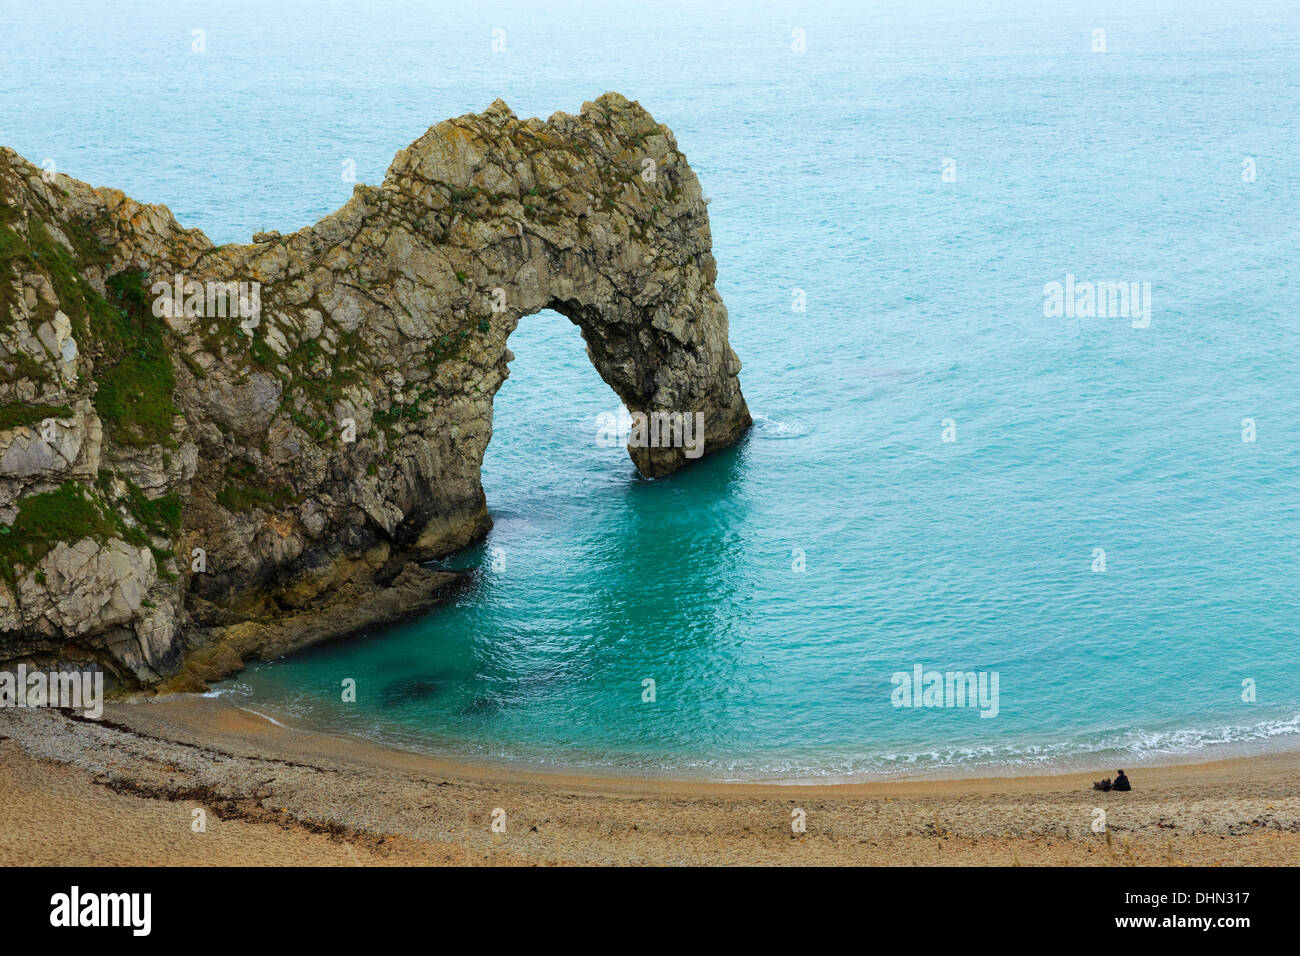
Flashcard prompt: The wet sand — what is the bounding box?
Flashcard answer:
[2,696,1297,866]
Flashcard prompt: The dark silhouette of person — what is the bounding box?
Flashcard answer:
[1113,769,1131,792]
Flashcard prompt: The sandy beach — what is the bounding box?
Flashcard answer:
[1,696,1298,866]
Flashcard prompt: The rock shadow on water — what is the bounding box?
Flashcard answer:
[379,674,452,707]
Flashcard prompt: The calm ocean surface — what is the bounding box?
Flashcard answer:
[3,0,1297,779]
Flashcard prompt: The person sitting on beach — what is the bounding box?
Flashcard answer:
[1112,770,1131,792]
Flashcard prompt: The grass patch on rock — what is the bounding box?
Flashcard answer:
[0,480,118,584]
[0,402,73,431]
[91,269,179,447]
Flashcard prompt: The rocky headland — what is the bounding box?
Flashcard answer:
[0,93,750,692]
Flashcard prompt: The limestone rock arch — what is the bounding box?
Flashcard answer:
[0,94,750,684]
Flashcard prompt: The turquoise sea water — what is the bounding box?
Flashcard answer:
[3,0,1297,779]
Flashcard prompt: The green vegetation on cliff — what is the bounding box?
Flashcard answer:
[0,207,179,455]
[2,215,108,344]
[0,480,118,584]
[0,472,181,585]
[94,471,181,579]
[92,269,178,447]
[95,471,182,539]
[0,402,73,431]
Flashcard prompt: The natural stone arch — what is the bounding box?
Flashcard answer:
[167,91,749,580]
[360,92,751,478]
[0,93,750,685]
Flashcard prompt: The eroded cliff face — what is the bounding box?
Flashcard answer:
[0,93,750,690]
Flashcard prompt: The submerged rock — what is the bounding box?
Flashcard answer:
[0,93,751,689]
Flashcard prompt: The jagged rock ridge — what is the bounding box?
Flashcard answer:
[0,93,750,689]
